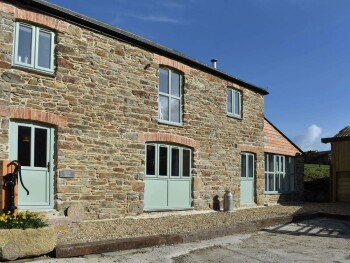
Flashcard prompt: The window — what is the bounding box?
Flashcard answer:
[146,144,191,178]
[158,67,182,125]
[13,22,55,73]
[227,88,242,118]
[265,153,295,193]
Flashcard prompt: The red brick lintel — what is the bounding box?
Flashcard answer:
[0,2,69,32]
[153,54,191,75]
[138,133,199,148]
[238,145,261,155]
[0,106,68,127]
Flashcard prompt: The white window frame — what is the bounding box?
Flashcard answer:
[241,152,255,178]
[158,67,183,126]
[13,22,55,73]
[145,144,191,178]
[227,88,242,118]
[265,153,296,194]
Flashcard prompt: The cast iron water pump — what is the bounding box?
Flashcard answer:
[3,160,29,214]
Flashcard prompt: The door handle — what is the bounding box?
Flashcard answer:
[47,162,50,172]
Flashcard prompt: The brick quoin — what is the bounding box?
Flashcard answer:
[0,2,69,32]
[153,54,191,75]
[0,106,68,126]
[138,133,199,148]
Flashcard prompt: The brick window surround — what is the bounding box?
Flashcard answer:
[0,2,69,32]
[0,106,68,126]
[138,133,199,148]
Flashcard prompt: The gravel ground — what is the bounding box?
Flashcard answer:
[55,202,350,245]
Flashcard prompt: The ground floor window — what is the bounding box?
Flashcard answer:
[265,153,295,193]
[144,144,192,210]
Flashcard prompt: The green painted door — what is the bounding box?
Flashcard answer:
[240,153,255,204]
[144,144,192,210]
[9,122,54,210]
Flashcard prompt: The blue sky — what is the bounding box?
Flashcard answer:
[48,0,350,151]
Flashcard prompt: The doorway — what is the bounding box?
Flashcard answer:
[240,152,255,204]
[9,121,55,210]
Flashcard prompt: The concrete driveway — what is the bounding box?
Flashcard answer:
[33,217,350,263]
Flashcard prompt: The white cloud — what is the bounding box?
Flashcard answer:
[294,124,329,151]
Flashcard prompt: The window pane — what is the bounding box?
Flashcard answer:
[275,174,281,192]
[275,156,280,172]
[34,128,47,167]
[227,89,232,113]
[281,157,284,172]
[38,30,52,69]
[241,154,246,177]
[18,25,32,65]
[18,126,31,166]
[170,98,180,123]
[268,154,274,172]
[171,148,180,177]
[171,72,180,97]
[286,157,295,174]
[146,145,156,175]
[248,154,254,177]
[268,174,274,191]
[159,68,169,94]
[234,91,240,116]
[183,149,191,177]
[159,146,168,176]
[159,95,169,121]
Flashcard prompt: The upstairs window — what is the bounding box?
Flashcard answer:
[13,22,55,73]
[227,88,242,118]
[158,67,182,125]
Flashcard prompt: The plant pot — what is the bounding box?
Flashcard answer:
[0,226,56,260]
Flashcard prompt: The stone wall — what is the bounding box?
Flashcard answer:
[0,1,272,219]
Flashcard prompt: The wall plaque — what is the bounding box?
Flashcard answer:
[59,170,75,178]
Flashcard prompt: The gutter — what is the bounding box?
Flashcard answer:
[13,0,269,95]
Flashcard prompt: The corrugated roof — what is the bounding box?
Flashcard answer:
[335,126,350,137]
[321,126,350,143]
[10,0,269,95]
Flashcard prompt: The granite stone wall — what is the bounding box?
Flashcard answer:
[0,1,281,219]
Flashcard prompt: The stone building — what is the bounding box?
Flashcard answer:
[0,0,303,219]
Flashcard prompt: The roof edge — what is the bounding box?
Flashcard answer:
[264,117,304,154]
[321,136,350,143]
[11,0,269,95]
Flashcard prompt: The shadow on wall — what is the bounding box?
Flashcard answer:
[304,178,330,202]
[213,195,220,211]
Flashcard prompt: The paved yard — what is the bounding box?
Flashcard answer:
[32,217,350,263]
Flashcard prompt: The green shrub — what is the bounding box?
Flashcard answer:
[304,164,330,182]
[0,211,48,229]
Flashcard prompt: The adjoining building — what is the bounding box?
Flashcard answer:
[322,127,350,202]
[0,0,303,219]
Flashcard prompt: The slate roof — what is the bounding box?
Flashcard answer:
[321,126,350,143]
[11,0,268,95]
